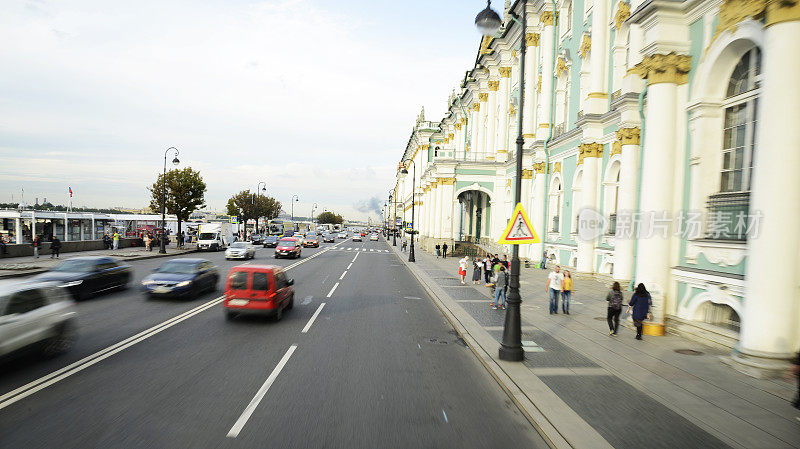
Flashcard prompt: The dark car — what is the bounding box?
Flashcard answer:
[263,235,279,248]
[249,234,264,245]
[141,259,219,300]
[223,265,294,321]
[33,257,132,301]
[303,235,319,248]
[274,237,301,259]
[322,233,335,243]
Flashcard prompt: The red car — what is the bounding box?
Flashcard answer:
[274,237,302,259]
[223,265,294,320]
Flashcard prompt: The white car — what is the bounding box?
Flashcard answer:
[352,234,362,242]
[225,242,256,260]
[0,282,78,358]
[337,232,347,239]
[369,234,379,241]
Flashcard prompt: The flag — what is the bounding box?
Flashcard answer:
[69,186,73,197]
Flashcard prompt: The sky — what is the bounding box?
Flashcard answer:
[0,0,487,221]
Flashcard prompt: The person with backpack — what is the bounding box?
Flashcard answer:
[491,265,508,310]
[626,283,652,340]
[606,282,624,335]
[435,244,441,258]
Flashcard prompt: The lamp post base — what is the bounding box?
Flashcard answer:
[498,345,524,361]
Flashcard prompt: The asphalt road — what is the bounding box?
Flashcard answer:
[0,236,547,448]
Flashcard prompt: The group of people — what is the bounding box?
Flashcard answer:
[101,232,121,250]
[456,254,511,310]
[29,235,63,259]
[434,243,449,258]
[545,265,573,314]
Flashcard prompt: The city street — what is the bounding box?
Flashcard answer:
[0,238,546,448]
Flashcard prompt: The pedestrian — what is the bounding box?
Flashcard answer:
[144,233,151,251]
[458,256,469,284]
[545,265,563,314]
[491,253,500,270]
[561,270,573,314]
[0,236,8,257]
[492,265,508,310]
[50,236,62,259]
[606,281,624,335]
[178,232,184,249]
[32,235,40,258]
[103,233,111,250]
[402,239,407,252]
[540,252,548,270]
[472,257,482,285]
[442,242,448,259]
[626,283,652,340]
[501,254,509,269]
[483,255,492,283]
[435,244,441,258]
[112,231,120,250]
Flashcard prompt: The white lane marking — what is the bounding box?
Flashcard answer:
[361,248,366,252]
[301,303,326,333]
[227,345,298,438]
[347,263,352,270]
[339,271,347,280]
[369,249,373,252]
[417,343,421,350]
[301,296,313,305]
[326,282,339,298]
[346,247,352,251]
[442,409,449,423]
[0,295,225,411]
[404,296,422,300]
[352,252,359,262]
[0,240,336,409]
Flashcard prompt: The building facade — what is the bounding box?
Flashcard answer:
[391,0,800,376]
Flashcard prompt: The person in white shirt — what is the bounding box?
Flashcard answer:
[545,266,564,314]
[458,256,470,284]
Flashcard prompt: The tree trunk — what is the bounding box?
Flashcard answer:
[177,217,182,248]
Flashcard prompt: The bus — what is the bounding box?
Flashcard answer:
[267,220,293,237]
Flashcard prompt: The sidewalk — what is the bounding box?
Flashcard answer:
[391,240,799,449]
[0,244,198,279]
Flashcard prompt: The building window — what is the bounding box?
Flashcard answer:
[559,0,573,39]
[706,48,760,241]
[549,178,563,233]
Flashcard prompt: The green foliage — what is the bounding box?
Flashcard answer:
[226,190,282,224]
[148,167,207,222]
[316,211,344,225]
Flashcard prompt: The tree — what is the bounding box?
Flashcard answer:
[226,190,281,234]
[317,211,344,225]
[148,167,207,239]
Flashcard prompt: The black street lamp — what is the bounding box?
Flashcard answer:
[290,195,299,228]
[311,203,318,226]
[476,0,524,361]
[253,181,267,233]
[160,147,180,254]
[388,192,397,246]
[400,160,416,262]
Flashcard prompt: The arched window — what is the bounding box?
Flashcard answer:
[721,48,760,193]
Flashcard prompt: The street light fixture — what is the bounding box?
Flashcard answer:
[290,195,299,228]
[476,0,525,362]
[389,191,397,246]
[160,147,180,254]
[399,160,416,263]
[253,181,267,234]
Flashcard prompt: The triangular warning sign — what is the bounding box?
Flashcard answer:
[498,203,540,244]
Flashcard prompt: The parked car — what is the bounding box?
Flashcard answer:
[0,282,78,357]
[369,234,379,241]
[223,265,294,320]
[225,242,256,260]
[249,234,264,245]
[304,235,320,247]
[274,237,302,259]
[322,233,335,243]
[141,259,219,299]
[263,235,279,248]
[33,257,132,301]
[352,234,362,242]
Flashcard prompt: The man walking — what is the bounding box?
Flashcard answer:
[545,265,563,314]
[442,242,448,259]
[50,236,62,259]
[540,252,548,270]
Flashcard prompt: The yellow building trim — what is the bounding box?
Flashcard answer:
[525,33,540,47]
[521,169,533,179]
[499,66,513,78]
[478,92,489,102]
[617,127,641,146]
[488,80,500,91]
[587,92,608,99]
[628,53,692,85]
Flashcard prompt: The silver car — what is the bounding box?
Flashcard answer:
[225,242,256,260]
[0,282,78,358]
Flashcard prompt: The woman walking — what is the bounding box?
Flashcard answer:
[472,257,482,285]
[606,282,624,335]
[458,256,469,284]
[561,271,573,314]
[626,283,652,340]
[491,265,508,310]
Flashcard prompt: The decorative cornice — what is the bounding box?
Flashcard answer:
[628,53,692,85]
[615,2,631,30]
[478,92,489,102]
[540,10,554,25]
[499,66,513,78]
[521,169,533,179]
[488,80,500,91]
[533,162,547,174]
[617,127,641,146]
[525,33,540,47]
[579,34,591,59]
[479,35,494,55]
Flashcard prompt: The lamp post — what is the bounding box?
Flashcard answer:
[253,181,267,234]
[290,195,299,229]
[160,147,180,254]
[383,202,388,233]
[400,160,416,262]
[311,203,318,228]
[476,0,525,361]
[388,192,397,246]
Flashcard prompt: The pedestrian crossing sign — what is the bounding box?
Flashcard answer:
[230,216,238,224]
[498,203,540,244]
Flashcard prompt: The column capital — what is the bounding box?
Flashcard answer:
[448,133,455,140]
[455,123,463,130]
[540,10,554,25]
[438,177,456,185]
[533,162,547,174]
[521,169,534,179]
[472,103,481,111]
[578,142,604,165]
[478,92,489,102]
[628,53,692,85]
[525,33,540,47]
[767,0,800,26]
[614,1,631,30]
[488,81,500,91]
[499,66,513,78]
[617,127,641,146]
[579,33,591,59]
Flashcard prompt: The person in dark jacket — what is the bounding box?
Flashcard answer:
[435,244,441,258]
[472,258,482,285]
[102,233,111,250]
[606,282,624,335]
[50,236,62,259]
[491,265,508,310]
[792,351,799,415]
[626,283,652,340]
[442,242,448,259]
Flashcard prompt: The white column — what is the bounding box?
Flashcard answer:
[735,12,800,374]
[470,104,480,160]
[15,218,22,244]
[486,81,498,159]
[523,34,538,136]
[91,216,96,240]
[477,93,488,158]
[577,145,600,272]
[451,198,460,241]
[63,214,69,241]
[435,183,444,239]
[498,68,511,162]
[531,166,546,261]
[614,128,640,281]
[586,0,609,113]
[536,14,555,140]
